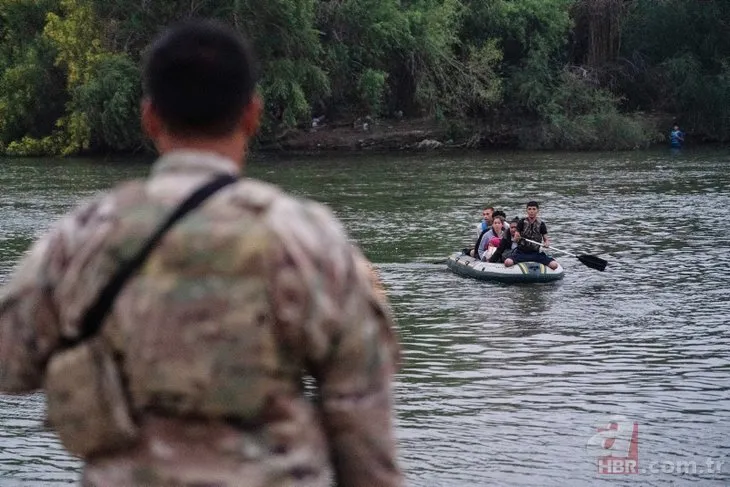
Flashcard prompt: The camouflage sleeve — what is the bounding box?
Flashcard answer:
[0,198,101,393]
[0,226,66,392]
[295,205,403,487]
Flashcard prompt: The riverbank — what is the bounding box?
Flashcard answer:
[255,113,677,154]
[258,118,457,153]
[0,113,698,158]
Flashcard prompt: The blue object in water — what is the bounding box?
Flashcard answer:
[670,129,684,148]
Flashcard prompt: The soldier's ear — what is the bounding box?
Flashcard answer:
[241,93,263,138]
[141,98,162,141]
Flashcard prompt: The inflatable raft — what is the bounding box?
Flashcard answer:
[446,252,565,283]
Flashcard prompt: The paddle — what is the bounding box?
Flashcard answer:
[522,238,608,272]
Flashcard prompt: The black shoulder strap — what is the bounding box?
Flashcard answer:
[64,173,238,348]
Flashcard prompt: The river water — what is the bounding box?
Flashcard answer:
[0,149,728,486]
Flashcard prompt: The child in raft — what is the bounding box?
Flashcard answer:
[485,236,502,260]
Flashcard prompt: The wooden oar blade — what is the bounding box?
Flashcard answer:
[578,254,607,272]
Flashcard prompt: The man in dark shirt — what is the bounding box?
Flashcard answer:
[504,201,558,270]
[670,124,684,148]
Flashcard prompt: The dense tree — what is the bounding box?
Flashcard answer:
[619,0,730,140]
[0,0,66,152]
[0,0,729,155]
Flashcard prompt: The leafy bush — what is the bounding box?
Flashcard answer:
[260,59,329,129]
[6,134,61,157]
[619,0,730,141]
[77,54,142,152]
[4,0,730,154]
[358,69,387,116]
[517,69,660,150]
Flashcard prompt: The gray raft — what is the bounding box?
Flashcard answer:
[446,252,565,283]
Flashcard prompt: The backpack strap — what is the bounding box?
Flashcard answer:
[61,173,238,348]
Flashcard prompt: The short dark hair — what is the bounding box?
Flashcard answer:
[493,210,507,220]
[142,19,258,137]
[526,201,539,209]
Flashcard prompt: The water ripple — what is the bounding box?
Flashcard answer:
[1,151,729,486]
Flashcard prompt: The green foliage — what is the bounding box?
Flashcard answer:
[0,0,112,155]
[473,0,577,124]
[317,0,502,118]
[45,0,106,86]
[260,59,329,128]
[622,0,730,72]
[619,0,730,141]
[549,70,617,118]
[656,55,730,141]
[461,0,574,65]
[0,40,66,145]
[317,0,410,115]
[519,111,659,151]
[3,0,730,154]
[233,0,329,130]
[76,54,142,151]
[358,69,388,116]
[517,70,660,150]
[405,0,501,116]
[35,0,110,155]
[0,1,67,147]
[5,134,61,156]
[0,0,59,63]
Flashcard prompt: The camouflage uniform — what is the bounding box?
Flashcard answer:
[0,151,403,487]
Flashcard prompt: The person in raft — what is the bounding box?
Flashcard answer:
[487,217,518,264]
[477,215,504,261]
[476,206,494,238]
[670,124,685,149]
[463,206,494,257]
[504,201,559,270]
[485,236,502,260]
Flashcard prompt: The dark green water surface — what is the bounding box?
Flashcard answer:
[1,149,729,486]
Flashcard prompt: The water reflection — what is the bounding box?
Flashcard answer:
[1,150,729,486]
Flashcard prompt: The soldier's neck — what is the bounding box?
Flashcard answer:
[156,134,247,169]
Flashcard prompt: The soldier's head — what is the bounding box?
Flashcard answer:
[526,201,539,219]
[141,19,261,161]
